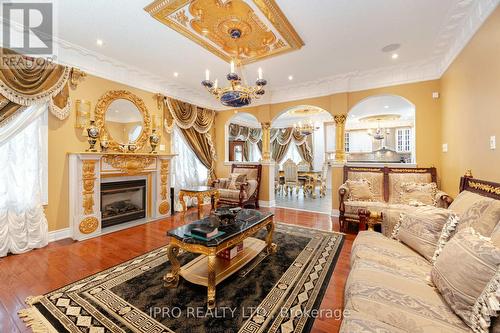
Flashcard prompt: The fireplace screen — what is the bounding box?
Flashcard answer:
[101,179,146,228]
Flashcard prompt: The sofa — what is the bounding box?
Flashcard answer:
[340,175,500,332]
[211,164,261,208]
[338,166,453,233]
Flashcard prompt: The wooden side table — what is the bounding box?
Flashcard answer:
[358,209,383,231]
[179,186,220,219]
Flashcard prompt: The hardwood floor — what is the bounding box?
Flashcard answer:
[0,207,355,333]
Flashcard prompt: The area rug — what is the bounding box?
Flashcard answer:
[20,223,344,333]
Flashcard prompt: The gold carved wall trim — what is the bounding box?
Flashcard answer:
[102,155,156,175]
[334,114,347,125]
[79,217,98,234]
[82,160,96,215]
[159,159,170,215]
[468,181,500,195]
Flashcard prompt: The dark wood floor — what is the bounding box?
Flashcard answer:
[0,207,355,333]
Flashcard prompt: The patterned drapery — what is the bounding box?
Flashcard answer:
[0,48,79,124]
[270,127,311,164]
[296,135,314,169]
[228,123,262,143]
[166,97,217,178]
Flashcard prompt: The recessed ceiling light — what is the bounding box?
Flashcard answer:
[391,53,399,59]
[173,72,179,77]
[96,39,104,46]
[384,105,389,109]
[288,75,293,81]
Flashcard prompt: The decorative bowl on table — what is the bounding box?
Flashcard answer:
[213,207,241,228]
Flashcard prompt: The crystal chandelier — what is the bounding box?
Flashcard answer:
[367,121,390,140]
[201,32,267,107]
[293,120,319,136]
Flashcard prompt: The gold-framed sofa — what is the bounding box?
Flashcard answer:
[338,166,453,233]
[340,175,500,332]
[211,164,261,208]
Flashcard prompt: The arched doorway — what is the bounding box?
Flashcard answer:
[225,112,262,163]
[346,95,416,164]
[271,105,334,214]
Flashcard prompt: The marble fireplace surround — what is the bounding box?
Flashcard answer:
[68,152,175,241]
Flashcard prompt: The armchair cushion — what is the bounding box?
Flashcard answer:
[218,188,248,201]
[456,199,500,237]
[346,179,375,201]
[399,182,437,206]
[228,173,247,190]
[449,190,487,216]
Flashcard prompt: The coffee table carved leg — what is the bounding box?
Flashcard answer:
[207,253,216,309]
[265,220,278,254]
[213,191,219,211]
[197,193,204,219]
[179,192,187,214]
[163,245,180,288]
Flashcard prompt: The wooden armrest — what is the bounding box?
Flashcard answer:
[239,182,249,191]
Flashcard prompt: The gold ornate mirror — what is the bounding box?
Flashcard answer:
[95,90,151,151]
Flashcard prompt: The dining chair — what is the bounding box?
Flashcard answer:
[283,159,299,196]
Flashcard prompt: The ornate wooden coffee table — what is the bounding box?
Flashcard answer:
[179,186,220,219]
[163,209,277,309]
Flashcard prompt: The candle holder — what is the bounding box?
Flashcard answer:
[86,120,100,152]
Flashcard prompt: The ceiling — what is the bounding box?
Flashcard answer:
[10,0,497,109]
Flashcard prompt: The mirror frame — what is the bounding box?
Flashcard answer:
[95,90,151,151]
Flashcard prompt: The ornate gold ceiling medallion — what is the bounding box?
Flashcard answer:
[144,0,304,64]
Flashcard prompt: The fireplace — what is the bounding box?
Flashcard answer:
[100,179,146,228]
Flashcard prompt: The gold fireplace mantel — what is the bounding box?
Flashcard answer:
[68,152,176,241]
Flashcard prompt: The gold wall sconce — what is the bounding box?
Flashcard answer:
[75,100,92,129]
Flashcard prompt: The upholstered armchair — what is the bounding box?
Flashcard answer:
[338,166,453,234]
[211,164,262,208]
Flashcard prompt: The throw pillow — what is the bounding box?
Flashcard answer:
[228,173,247,190]
[431,227,500,333]
[456,199,500,237]
[391,205,454,262]
[346,179,374,201]
[399,182,437,206]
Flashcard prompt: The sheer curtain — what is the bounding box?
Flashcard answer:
[172,126,208,211]
[279,144,302,170]
[0,103,49,257]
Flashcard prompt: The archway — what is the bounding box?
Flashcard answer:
[346,95,416,164]
[224,112,262,163]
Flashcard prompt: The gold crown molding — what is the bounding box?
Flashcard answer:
[82,160,96,215]
[102,155,156,175]
[79,217,99,234]
[144,0,304,64]
[95,90,151,152]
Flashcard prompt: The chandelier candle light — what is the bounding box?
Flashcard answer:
[202,57,267,107]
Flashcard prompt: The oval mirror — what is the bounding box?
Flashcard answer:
[104,99,144,145]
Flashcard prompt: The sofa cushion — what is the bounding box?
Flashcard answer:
[431,227,500,332]
[233,167,258,180]
[392,206,455,262]
[351,231,431,278]
[388,172,432,204]
[343,200,387,216]
[399,182,437,206]
[347,171,384,202]
[345,253,472,333]
[227,173,247,190]
[340,311,406,333]
[456,199,500,236]
[449,190,491,216]
[346,179,374,201]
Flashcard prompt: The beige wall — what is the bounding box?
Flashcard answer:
[46,74,168,231]
[440,7,500,197]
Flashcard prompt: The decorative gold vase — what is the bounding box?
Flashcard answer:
[86,120,100,152]
[149,129,160,154]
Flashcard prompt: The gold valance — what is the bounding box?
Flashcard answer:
[228,123,262,144]
[0,48,85,124]
[273,127,308,146]
[166,97,215,133]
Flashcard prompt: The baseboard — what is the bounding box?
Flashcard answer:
[331,209,340,217]
[258,200,276,208]
[48,228,72,242]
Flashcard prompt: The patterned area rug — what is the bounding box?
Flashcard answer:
[20,223,344,333]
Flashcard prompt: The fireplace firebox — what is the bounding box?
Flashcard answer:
[100,179,146,228]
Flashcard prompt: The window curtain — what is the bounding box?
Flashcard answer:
[171,127,209,211]
[166,97,217,179]
[0,103,49,257]
[270,127,309,164]
[229,123,262,162]
[296,136,314,169]
[0,48,76,123]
